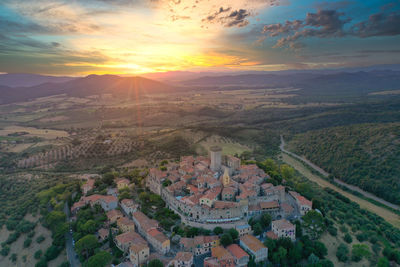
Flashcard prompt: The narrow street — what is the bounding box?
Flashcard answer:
[64,202,81,267]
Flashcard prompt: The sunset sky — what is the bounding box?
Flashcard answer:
[0,0,399,75]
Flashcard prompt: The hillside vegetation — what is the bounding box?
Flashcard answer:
[288,123,400,205]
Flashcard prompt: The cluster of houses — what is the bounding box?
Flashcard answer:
[71,147,313,266]
[146,147,312,228]
[71,177,171,267]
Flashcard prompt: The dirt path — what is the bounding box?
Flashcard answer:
[281,152,400,228]
[280,135,400,211]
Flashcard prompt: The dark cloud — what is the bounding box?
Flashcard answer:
[226,9,250,27]
[262,8,400,49]
[204,8,250,28]
[351,11,400,37]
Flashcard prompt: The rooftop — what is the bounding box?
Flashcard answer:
[240,234,266,252]
[272,219,295,230]
[226,244,248,260]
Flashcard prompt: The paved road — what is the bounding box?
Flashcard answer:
[64,203,81,267]
[280,135,400,211]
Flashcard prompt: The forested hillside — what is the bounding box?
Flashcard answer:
[288,123,400,205]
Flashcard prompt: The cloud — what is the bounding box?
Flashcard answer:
[204,8,250,27]
[262,7,400,49]
[263,9,351,48]
[351,11,400,37]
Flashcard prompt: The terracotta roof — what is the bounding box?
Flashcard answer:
[226,244,248,260]
[130,242,148,253]
[121,199,136,207]
[240,234,266,253]
[147,228,168,243]
[212,246,234,261]
[101,195,118,204]
[174,252,193,262]
[116,231,145,245]
[266,231,278,240]
[107,209,123,220]
[201,187,221,201]
[281,203,294,213]
[132,211,158,231]
[98,228,109,239]
[203,257,219,266]
[272,219,295,230]
[259,201,279,209]
[117,217,135,226]
[289,191,312,207]
[214,201,239,209]
[222,187,235,195]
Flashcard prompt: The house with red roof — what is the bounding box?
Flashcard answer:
[227,244,249,267]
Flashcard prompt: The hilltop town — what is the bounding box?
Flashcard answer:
[70,147,313,266]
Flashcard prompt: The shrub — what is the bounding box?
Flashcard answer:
[24,238,32,248]
[34,249,42,259]
[356,232,368,242]
[328,226,337,236]
[36,235,45,243]
[0,245,10,256]
[9,253,17,263]
[336,243,349,262]
[344,233,352,243]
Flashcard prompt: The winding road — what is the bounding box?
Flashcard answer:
[280,135,400,228]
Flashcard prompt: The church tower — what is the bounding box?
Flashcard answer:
[222,167,230,187]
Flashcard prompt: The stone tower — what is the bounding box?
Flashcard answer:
[210,146,222,172]
[222,167,230,187]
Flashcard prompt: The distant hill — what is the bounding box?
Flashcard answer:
[288,123,400,205]
[0,73,76,87]
[0,74,177,104]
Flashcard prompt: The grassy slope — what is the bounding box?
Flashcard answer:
[287,123,400,205]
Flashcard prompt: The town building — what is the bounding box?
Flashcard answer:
[107,209,123,223]
[180,235,220,256]
[129,243,149,267]
[239,234,268,263]
[147,228,170,254]
[120,199,139,215]
[226,244,249,267]
[271,219,296,241]
[116,178,131,190]
[168,252,194,267]
[117,217,135,233]
[289,191,312,215]
[235,224,252,237]
[209,246,235,267]
[115,231,146,253]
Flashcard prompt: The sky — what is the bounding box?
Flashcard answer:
[0,0,400,75]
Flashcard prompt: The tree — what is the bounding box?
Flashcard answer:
[308,253,319,265]
[272,247,287,265]
[220,233,233,246]
[336,243,349,262]
[377,257,390,267]
[45,211,66,229]
[213,227,223,235]
[302,210,326,240]
[260,213,272,228]
[313,241,327,258]
[344,233,352,244]
[35,259,48,267]
[280,164,295,180]
[148,259,163,267]
[351,244,370,262]
[75,234,98,260]
[87,251,112,267]
[253,223,262,236]
[228,228,239,240]
[45,245,61,261]
[82,220,97,234]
